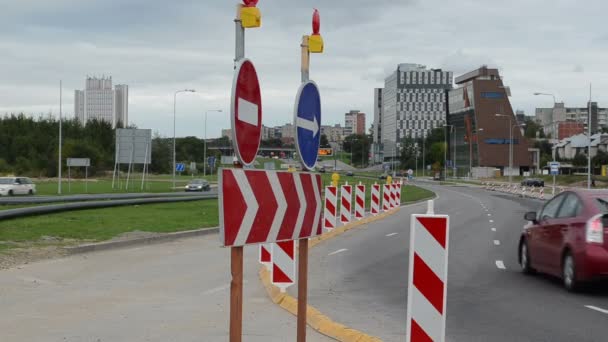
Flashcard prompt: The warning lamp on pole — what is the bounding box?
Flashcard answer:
[308,9,324,53]
[240,0,261,28]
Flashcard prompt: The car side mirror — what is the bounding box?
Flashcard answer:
[524,211,537,223]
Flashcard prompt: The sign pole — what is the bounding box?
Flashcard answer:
[230,245,243,342]
[297,239,308,342]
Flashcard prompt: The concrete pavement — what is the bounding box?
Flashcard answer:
[0,234,331,342]
[302,182,608,341]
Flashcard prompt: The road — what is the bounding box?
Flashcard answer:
[302,182,608,341]
[0,234,330,342]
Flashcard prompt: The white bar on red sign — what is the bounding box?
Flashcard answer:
[271,240,295,292]
[324,186,337,230]
[382,184,391,212]
[219,169,323,247]
[259,244,271,271]
[371,184,380,215]
[355,184,365,220]
[340,184,352,224]
[406,211,450,342]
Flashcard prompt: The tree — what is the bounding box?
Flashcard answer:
[343,134,370,167]
[399,137,419,170]
[573,153,588,167]
[593,150,608,168]
[429,142,446,167]
[320,134,329,148]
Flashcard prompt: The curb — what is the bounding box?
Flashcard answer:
[259,207,402,342]
[64,227,219,254]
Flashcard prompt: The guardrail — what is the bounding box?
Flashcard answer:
[0,191,217,205]
[0,194,218,220]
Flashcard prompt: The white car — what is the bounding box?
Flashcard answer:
[0,177,37,196]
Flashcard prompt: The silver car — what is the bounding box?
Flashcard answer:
[0,177,37,196]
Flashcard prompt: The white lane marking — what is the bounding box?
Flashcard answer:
[386,233,398,237]
[237,97,259,126]
[489,220,494,223]
[328,248,348,256]
[491,228,497,232]
[495,260,506,269]
[487,213,492,217]
[494,240,501,246]
[585,305,608,315]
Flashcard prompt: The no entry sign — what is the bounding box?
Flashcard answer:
[219,169,323,247]
[231,58,262,166]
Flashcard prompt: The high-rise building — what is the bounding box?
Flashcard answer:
[381,64,453,158]
[74,76,129,128]
[536,102,607,137]
[320,124,344,143]
[344,110,365,136]
[448,66,532,177]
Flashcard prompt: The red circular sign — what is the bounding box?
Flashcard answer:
[231,59,262,166]
[242,0,258,7]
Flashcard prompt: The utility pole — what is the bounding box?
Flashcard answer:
[58,80,63,195]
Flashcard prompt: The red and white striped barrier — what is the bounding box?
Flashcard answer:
[396,183,402,206]
[383,184,391,212]
[271,240,295,292]
[406,201,450,342]
[355,184,365,220]
[324,186,337,230]
[340,184,352,224]
[371,184,381,215]
[259,244,271,271]
[390,183,397,209]
[540,187,545,200]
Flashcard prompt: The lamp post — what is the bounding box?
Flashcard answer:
[173,89,196,190]
[58,80,63,195]
[444,124,456,178]
[204,109,223,177]
[534,92,557,138]
[496,114,513,184]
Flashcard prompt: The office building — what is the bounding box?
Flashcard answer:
[74,76,129,128]
[344,110,366,136]
[381,63,453,158]
[448,66,532,177]
[320,124,344,143]
[536,102,608,138]
[558,121,585,140]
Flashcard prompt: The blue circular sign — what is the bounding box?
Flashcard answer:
[294,81,322,171]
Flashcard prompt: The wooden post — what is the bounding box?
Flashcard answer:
[230,246,244,342]
[297,238,309,342]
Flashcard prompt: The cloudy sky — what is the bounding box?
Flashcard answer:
[1,0,607,138]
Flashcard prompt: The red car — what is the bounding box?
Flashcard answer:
[519,189,608,291]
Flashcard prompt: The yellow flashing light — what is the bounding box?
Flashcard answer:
[308,34,324,53]
[241,6,261,28]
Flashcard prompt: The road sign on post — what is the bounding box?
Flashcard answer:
[406,202,450,342]
[294,81,322,171]
[231,58,262,166]
[219,169,322,247]
[176,163,185,172]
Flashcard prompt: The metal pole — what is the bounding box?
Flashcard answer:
[204,111,207,177]
[509,117,513,185]
[453,127,456,178]
[58,81,62,195]
[444,126,447,180]
[297,239,309,342]
[588,84,592,189]
[422,138,425,178]
[173,91,177,190]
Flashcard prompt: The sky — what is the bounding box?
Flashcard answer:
[1,0,607,139]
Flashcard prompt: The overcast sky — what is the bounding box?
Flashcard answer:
[1,0,607,138]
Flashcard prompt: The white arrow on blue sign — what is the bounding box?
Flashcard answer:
[294,81,322,171]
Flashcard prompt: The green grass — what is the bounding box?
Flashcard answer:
[255,157,286,170]
[0,200,219,244]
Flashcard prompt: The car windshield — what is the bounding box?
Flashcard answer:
[595,198,608,212]
[191,179,205,184]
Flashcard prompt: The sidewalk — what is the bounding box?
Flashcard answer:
[0,234,332,342]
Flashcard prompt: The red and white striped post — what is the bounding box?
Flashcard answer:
[540,187,545,200]
[340,183,352,224]
[406,200,450,342]
[355,183,365,220]
[396,183,402,206]
[324,186,338,230]
[382,184,391,212]
[371,183,381,215]
[390,183,398,209]
[271,240,296,293]
[259,244,271,271]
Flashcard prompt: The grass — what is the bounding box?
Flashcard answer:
[255,157,286,170]
[0,200,218,244]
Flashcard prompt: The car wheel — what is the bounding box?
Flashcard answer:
[8,190,14,196]
[563,253,579,291]
[520,240,534,274]
[28,190,33,195]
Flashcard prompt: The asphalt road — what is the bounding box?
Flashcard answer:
[303,182,608,342]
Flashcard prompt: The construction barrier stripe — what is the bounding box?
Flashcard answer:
[341,185,352,223]
[271,240,295,287]
[324,186,337,230]
[371,184,381,215]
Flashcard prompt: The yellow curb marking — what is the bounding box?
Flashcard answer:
[259,208,401,342]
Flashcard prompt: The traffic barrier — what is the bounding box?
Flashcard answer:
[540,187,545,200]
[371,184,381,215]
[355,184,365,220]
[521,186,527,197]
[340,183,352,224]
[271,240,295,292]
[396,183,402,206]
[324,186,337,230]
[259,244,271,271]
[383,184,391,212]
[390,183,398,209]
[406,200,449,342]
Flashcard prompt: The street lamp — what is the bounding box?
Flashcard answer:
[496,114,514,184]
[534,92,557,138]
[173,89,196,190]
[204,109,223,177]
[444,124,456,178]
